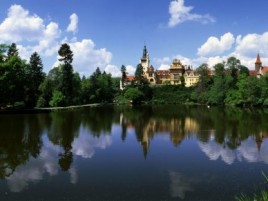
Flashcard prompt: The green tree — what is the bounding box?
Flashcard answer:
[0,44,9,63]
[124,87,144,105]
[0,52,27,107]
[58,43,74,106]
[226,56,240,86]
[191,63,212,103]
[25,52,45,107]
[208,63,226,105]
[58,43,73,64]
[7,43,19,60]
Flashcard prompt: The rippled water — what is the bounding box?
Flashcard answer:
[0,105,268,200]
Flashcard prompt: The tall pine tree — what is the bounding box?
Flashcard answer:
[58,43,74,106]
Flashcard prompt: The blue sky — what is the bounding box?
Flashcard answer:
[1,0,268,76]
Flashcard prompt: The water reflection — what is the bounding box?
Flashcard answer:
[1,105,268,198]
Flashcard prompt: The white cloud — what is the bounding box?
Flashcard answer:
[126,65,136,75]
[0,5,116,76]
[158,64,170,70]
[235,32,268,58]
[66,13,78,33]
[0,4,61,61]
[198,32,235,56]
[0,5,61,44]
[168,0,215,27]
[68,39,112,76]
[105,64,121,77]
[195,31,268,69]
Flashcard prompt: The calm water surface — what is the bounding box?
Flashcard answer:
[0,105,268,201]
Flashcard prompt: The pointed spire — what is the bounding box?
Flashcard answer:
[142,45,148,59]
[255,53,262,64]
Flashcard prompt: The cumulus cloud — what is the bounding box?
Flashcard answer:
[0,5,117,76]
[168,0,215,27]
[104,65,121,77]
[0,4,62,61]
[66,13,78,33]
[198,32,235,56]
[126,65,136,75]
[195,31,268,69]
[69,39,112,76]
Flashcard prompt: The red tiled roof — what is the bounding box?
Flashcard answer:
[207,70,214,76]
[126,76,135,81]
[249,70,258,76]
[262,66,268,75]
[156,70,169,75]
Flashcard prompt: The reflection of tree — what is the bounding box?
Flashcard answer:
[81,106,115,137]
[0,114,43,178]
[47,111,80,171]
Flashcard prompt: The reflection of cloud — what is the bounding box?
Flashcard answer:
[198,141,235,164]
[169,171,195,199]
[198,138,268,165]
[72,129,112,159]
[69,167,78,184]
[237,139,268,164]
[6,136,61,192]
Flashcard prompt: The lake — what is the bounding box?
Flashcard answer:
[0,105,268,201]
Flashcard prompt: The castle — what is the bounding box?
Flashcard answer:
[120,46,199,90]
[121,46,268,90]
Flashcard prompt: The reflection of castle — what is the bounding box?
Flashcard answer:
[120,114,199,157]
[120,46,199,89]
[256,132,268,152]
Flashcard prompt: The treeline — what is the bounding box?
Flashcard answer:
[0,43,119,109]
[191,57,268,107]
[119,56,268,107]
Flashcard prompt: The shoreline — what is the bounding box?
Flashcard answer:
[0,103,101,114]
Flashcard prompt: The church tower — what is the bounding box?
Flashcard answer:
[255,53,262,72]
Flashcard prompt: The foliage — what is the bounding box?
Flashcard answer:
[152,85,192,104]
[25,52,45,107]
[49,90,66,107]
[124,87,144,104]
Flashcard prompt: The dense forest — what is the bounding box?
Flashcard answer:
[0,43,119,109]
[1,42,268,109]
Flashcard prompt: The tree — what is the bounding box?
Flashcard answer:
[7,43,18,60]
[58,43,75,106]
[0,44,9,63]
[208,63,227,105]
[58,43,73,64]
[226,56,240,86]
[191,63,212,103]
[124,87,144,105]
[25,52,45,107]
[0,53,27,107]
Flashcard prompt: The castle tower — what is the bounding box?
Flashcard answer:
[140,45,150,74]
[255,53,262,72]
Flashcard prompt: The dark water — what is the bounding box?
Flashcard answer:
[0,105,268,201]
